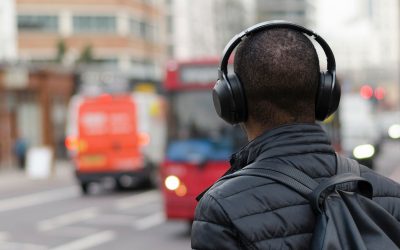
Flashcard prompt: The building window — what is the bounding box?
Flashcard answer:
[73,16,116,33]
[144,23,155,41]
[166,15,173,34]
[30,59,57,64]
[130,18,156,42]
[18,15,59,32]
[92,58,118,66]
[167,44,174,58]
[142,0,155,6]
[130,18,142,37]
[131,59,156,79]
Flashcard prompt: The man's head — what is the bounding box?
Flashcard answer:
[234,28,320,135]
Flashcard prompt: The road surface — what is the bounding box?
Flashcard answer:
[0,168,191,250]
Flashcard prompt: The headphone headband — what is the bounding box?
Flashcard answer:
[218,20,336,77]
[213,20,340,124]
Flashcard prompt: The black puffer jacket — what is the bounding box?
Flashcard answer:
[191,123,400,250]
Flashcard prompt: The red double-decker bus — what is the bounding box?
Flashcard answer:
[160,59,246,222]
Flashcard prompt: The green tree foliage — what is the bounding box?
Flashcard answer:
[78,44,94,64]
[56,39,67,63]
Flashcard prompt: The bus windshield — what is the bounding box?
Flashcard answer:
[167,90,246,162]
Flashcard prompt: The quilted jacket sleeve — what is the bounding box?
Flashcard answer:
[360,165,400,221]
[191,193,243,250]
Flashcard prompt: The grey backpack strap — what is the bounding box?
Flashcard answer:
[336,153,361,191]
[224,161,371,213]
[242,163,318,198]
[216,161,318,198]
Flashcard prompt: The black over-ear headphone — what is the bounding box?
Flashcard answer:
[212,20,341,125]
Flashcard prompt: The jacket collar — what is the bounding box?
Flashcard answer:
[229,123,334,170]
[196,123,333,201]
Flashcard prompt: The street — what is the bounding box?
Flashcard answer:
[0,139,398,250]
[0,165,191,250]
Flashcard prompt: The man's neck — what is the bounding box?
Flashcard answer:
[243,120,273,141]
[243,117,315,141]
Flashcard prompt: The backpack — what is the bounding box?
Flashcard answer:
[225,154,400,250]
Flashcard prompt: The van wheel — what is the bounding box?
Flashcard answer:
[148,168,160,188]
[115,179,126,190]
[80,182,89,195]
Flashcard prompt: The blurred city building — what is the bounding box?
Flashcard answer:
[254,0,316,27]
[0,0,398,170]
[0,0,17,61]
[16,0,166,81]
[165,0,254,59]
[0,67,74,168]
[0,0,168,168]
[165,0,315,59]
[364,0,400,107]
[316,0,400,107]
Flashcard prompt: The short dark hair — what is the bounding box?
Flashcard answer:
[234,28,320,126]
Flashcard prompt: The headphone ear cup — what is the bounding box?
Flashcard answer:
[227,74,247,123]
[329,77,341,116]
[212,74,247,124]
[315,72,340,121]
[213,78,236,124]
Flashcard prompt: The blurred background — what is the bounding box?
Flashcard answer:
[0,0,399,249]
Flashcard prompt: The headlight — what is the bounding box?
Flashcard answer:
[353,144,375,159]
[164,175,180,191]
[388,124,400,139]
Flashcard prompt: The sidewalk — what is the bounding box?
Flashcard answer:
[0,160,75,189]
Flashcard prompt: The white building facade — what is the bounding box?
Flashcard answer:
[166,0,315,60]
[0,0,17,62]
[316,0,399,94]
[165,0,255,60]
